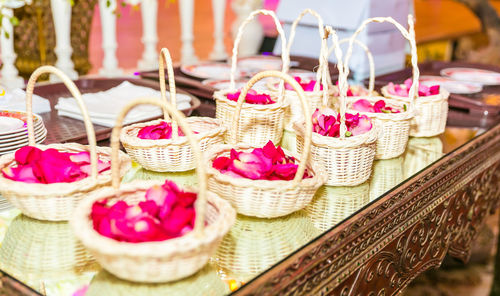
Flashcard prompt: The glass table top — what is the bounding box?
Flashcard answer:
[0,125,488,296]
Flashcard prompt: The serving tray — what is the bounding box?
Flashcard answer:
[31,78,200,145]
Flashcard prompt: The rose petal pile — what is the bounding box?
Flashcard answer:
[137,121,198,140]
[352,99,405,114]
[91,180,196,243]
[312,107,373,137]
[386,78,440,97]
[1,146,110,184]
[284,76,323,92]
[226,89,275,105]
[213,141,311,181]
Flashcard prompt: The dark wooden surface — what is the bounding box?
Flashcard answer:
[31,78,200,145]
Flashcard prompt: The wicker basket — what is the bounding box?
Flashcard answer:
[121,48,225,172]
[0,66,131,221]
[0,215,98,292]
[214,212,319,282]
[378,19,449,137]
[381,86,449,137]
[346,96,413,159]
[369,157,404,201]
[86,265,227,296]
[342,17,421,159]
[295,27,378,187]
[71,97,236,283]
[304,183,370,231]
[403,136,443,178]
[214,9,289,147]
[207,71,327,218]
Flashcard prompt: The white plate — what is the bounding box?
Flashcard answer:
[419,75,482,94]
[0,111,44,137]
[0,122,44,141]
[0,129,47,153]
[0,127,47,148]
[440,67,500,86]
[181,62,242,80]
[0,117,25,133]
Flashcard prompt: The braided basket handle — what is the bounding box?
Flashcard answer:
[335,38,375,95]
[287,9,329,93]
[230,9,289,90]
[324,26,349,139]
[344,15,419,109]
[230,70,312,187]
[25,65,99,180]
[110,98,207,236]
[158,47,179,141]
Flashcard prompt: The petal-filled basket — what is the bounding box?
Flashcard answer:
[380,20,449,137]
[71,98,236,283]
[121,48,225,172]
[295,27,378,186]
[0,66,131,221]
[344,17,418,160]
[207,71,327,218]
[381,85,449,137]
[214,9,289,147]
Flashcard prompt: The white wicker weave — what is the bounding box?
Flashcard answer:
[214,9,289,147]
[71,98,235,283]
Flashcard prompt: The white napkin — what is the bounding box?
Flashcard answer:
[0,88,51,114]
[55,81,192,127]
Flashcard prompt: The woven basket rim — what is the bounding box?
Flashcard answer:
[293,120,379,148]
[380,85,450,103]
[213,89,290,110]
[204,144,327,189]
[266,80,335,96]
[120,117,226,148]
[345,96,414,121]
[71,180,236,257]
[0,143,131,197]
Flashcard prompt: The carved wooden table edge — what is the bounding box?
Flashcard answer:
[0,271,39,296]
[236,124,500,296]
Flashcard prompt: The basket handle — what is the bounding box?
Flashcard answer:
[343,15,418,109]
[324,26,350,139]
[230,70,312,187]
[110,97,207,236]
[25,65,99,180]
[334,38,375,96]
[230,9,289,91]
[158,47,179,141]
[286,9,330,93]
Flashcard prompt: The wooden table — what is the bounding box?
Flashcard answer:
[1,69,500,296]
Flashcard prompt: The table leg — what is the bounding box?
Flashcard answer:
[50,0,78,81]
[209,0,227,60]
[0,8,24,89]
[98,0,123,77]
[179,0,198,64]
[137,0,159,70]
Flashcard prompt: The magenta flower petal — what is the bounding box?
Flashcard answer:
[352,99,374,112]
[350,115,373,136]
[15,146,42,165]
[2,165,39,183]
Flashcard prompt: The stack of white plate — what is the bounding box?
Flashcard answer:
[0,110,47,156]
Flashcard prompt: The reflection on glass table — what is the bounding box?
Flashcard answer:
[0,126,484,296]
